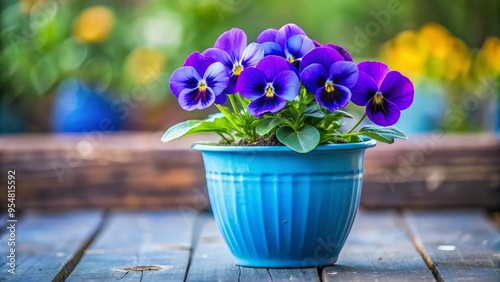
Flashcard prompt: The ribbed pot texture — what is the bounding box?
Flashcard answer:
[193,139,376,268]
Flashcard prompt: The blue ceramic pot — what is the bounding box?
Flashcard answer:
[193,138,376,268]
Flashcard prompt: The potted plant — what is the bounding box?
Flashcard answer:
[162,24,414,268]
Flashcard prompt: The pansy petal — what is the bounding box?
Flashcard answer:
[247,95,287,117]
[256,55,293,82]
[203,62,230,96]
[184,52,217,75]
[214,28,247,62]
[178,87,215,111]
[312,40,322,47]
[351,71,379,106]
[315,84,351,111]
[257,28,278,44]
[261,42,286,57]
[237,67,267,99]
[225,75,238,94]
[169,66,201,98]
[286,35,316,60]
[300,47,344,73]
[357,61,391,87]
[300,63,328,94]
[272,70,300,100]
[214,93,227,104]
[276,23,306,49]
[329,61,359,88]
[323,43,353,62]
[241,42,265,68]
[366,97,401,126]
[202,48,232,69]
[379,71,414,110]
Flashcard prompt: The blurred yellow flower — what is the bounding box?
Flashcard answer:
[125,48,165,84]
[444,38,471,81]
[477,37,500,77]
[381,30,426,79]
[73,6,115,43]
[382,22,472,82]
[418,23,452,60]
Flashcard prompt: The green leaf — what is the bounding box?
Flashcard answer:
[161,119,230,143]
[304,103,325,118]
[276,125,320,153]
[328,110,353,119]
[215,104,235,118]
[357,125,407,144]
[345,135,362,143]
[256,118,281,135]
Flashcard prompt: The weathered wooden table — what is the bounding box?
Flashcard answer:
[0,209,498,281]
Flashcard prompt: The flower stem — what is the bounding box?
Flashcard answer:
[347,112,366,134]
[228,94,239,113]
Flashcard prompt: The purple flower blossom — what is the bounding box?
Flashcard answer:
[169,52,230,111]
[257,24,315,68]
[203,28,264,95]
[351,61,414,126]
[322,43,353,62]
[237,56,300,117]
[300,47,359,111]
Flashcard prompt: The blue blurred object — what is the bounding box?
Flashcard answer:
[396,81,447,134]
[193,138,376,268]
[50,79,122,132]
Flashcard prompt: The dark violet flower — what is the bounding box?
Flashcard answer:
[322,43,353,62]
[169,52,230,111]
[300,47,359,111]
[203,28,264,95]
[237,55,300,117]
[257,24,315,68]
[351,61,414,126]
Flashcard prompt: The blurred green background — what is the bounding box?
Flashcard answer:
[1,0,499,134]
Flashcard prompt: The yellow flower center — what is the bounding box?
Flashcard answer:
[325,81,335,93]
[265,86,274,97]
[233,65,243,75]
[288,56,295,63]
[198,81,207,91]
[373,92,384,105]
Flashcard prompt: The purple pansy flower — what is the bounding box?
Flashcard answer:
[203,28,264,95]
[237,56,300,117]
[322,43,353,62]
[169,52,230,111]
[257,24,315,68]
[351,61,414,126]
[299,47,359,111]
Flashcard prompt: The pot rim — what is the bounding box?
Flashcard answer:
[192,137,376,152]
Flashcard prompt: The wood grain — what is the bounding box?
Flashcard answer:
[186,213,320,282]
[323,210,435,281]
[66,211,197,282]
[0,211,103,282]
[405,210,500,282]
[0,132,498,210]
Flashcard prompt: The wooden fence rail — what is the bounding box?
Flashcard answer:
[0,132,498,210]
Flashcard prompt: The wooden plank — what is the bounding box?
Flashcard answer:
[66,210,197,281]
[186,213,320,282]
[0,210,103,281]
[360,135,500,209]
[323,210,435,282]
[0,133,498,210]
[0,132,211,211]
[405,210,500,282]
